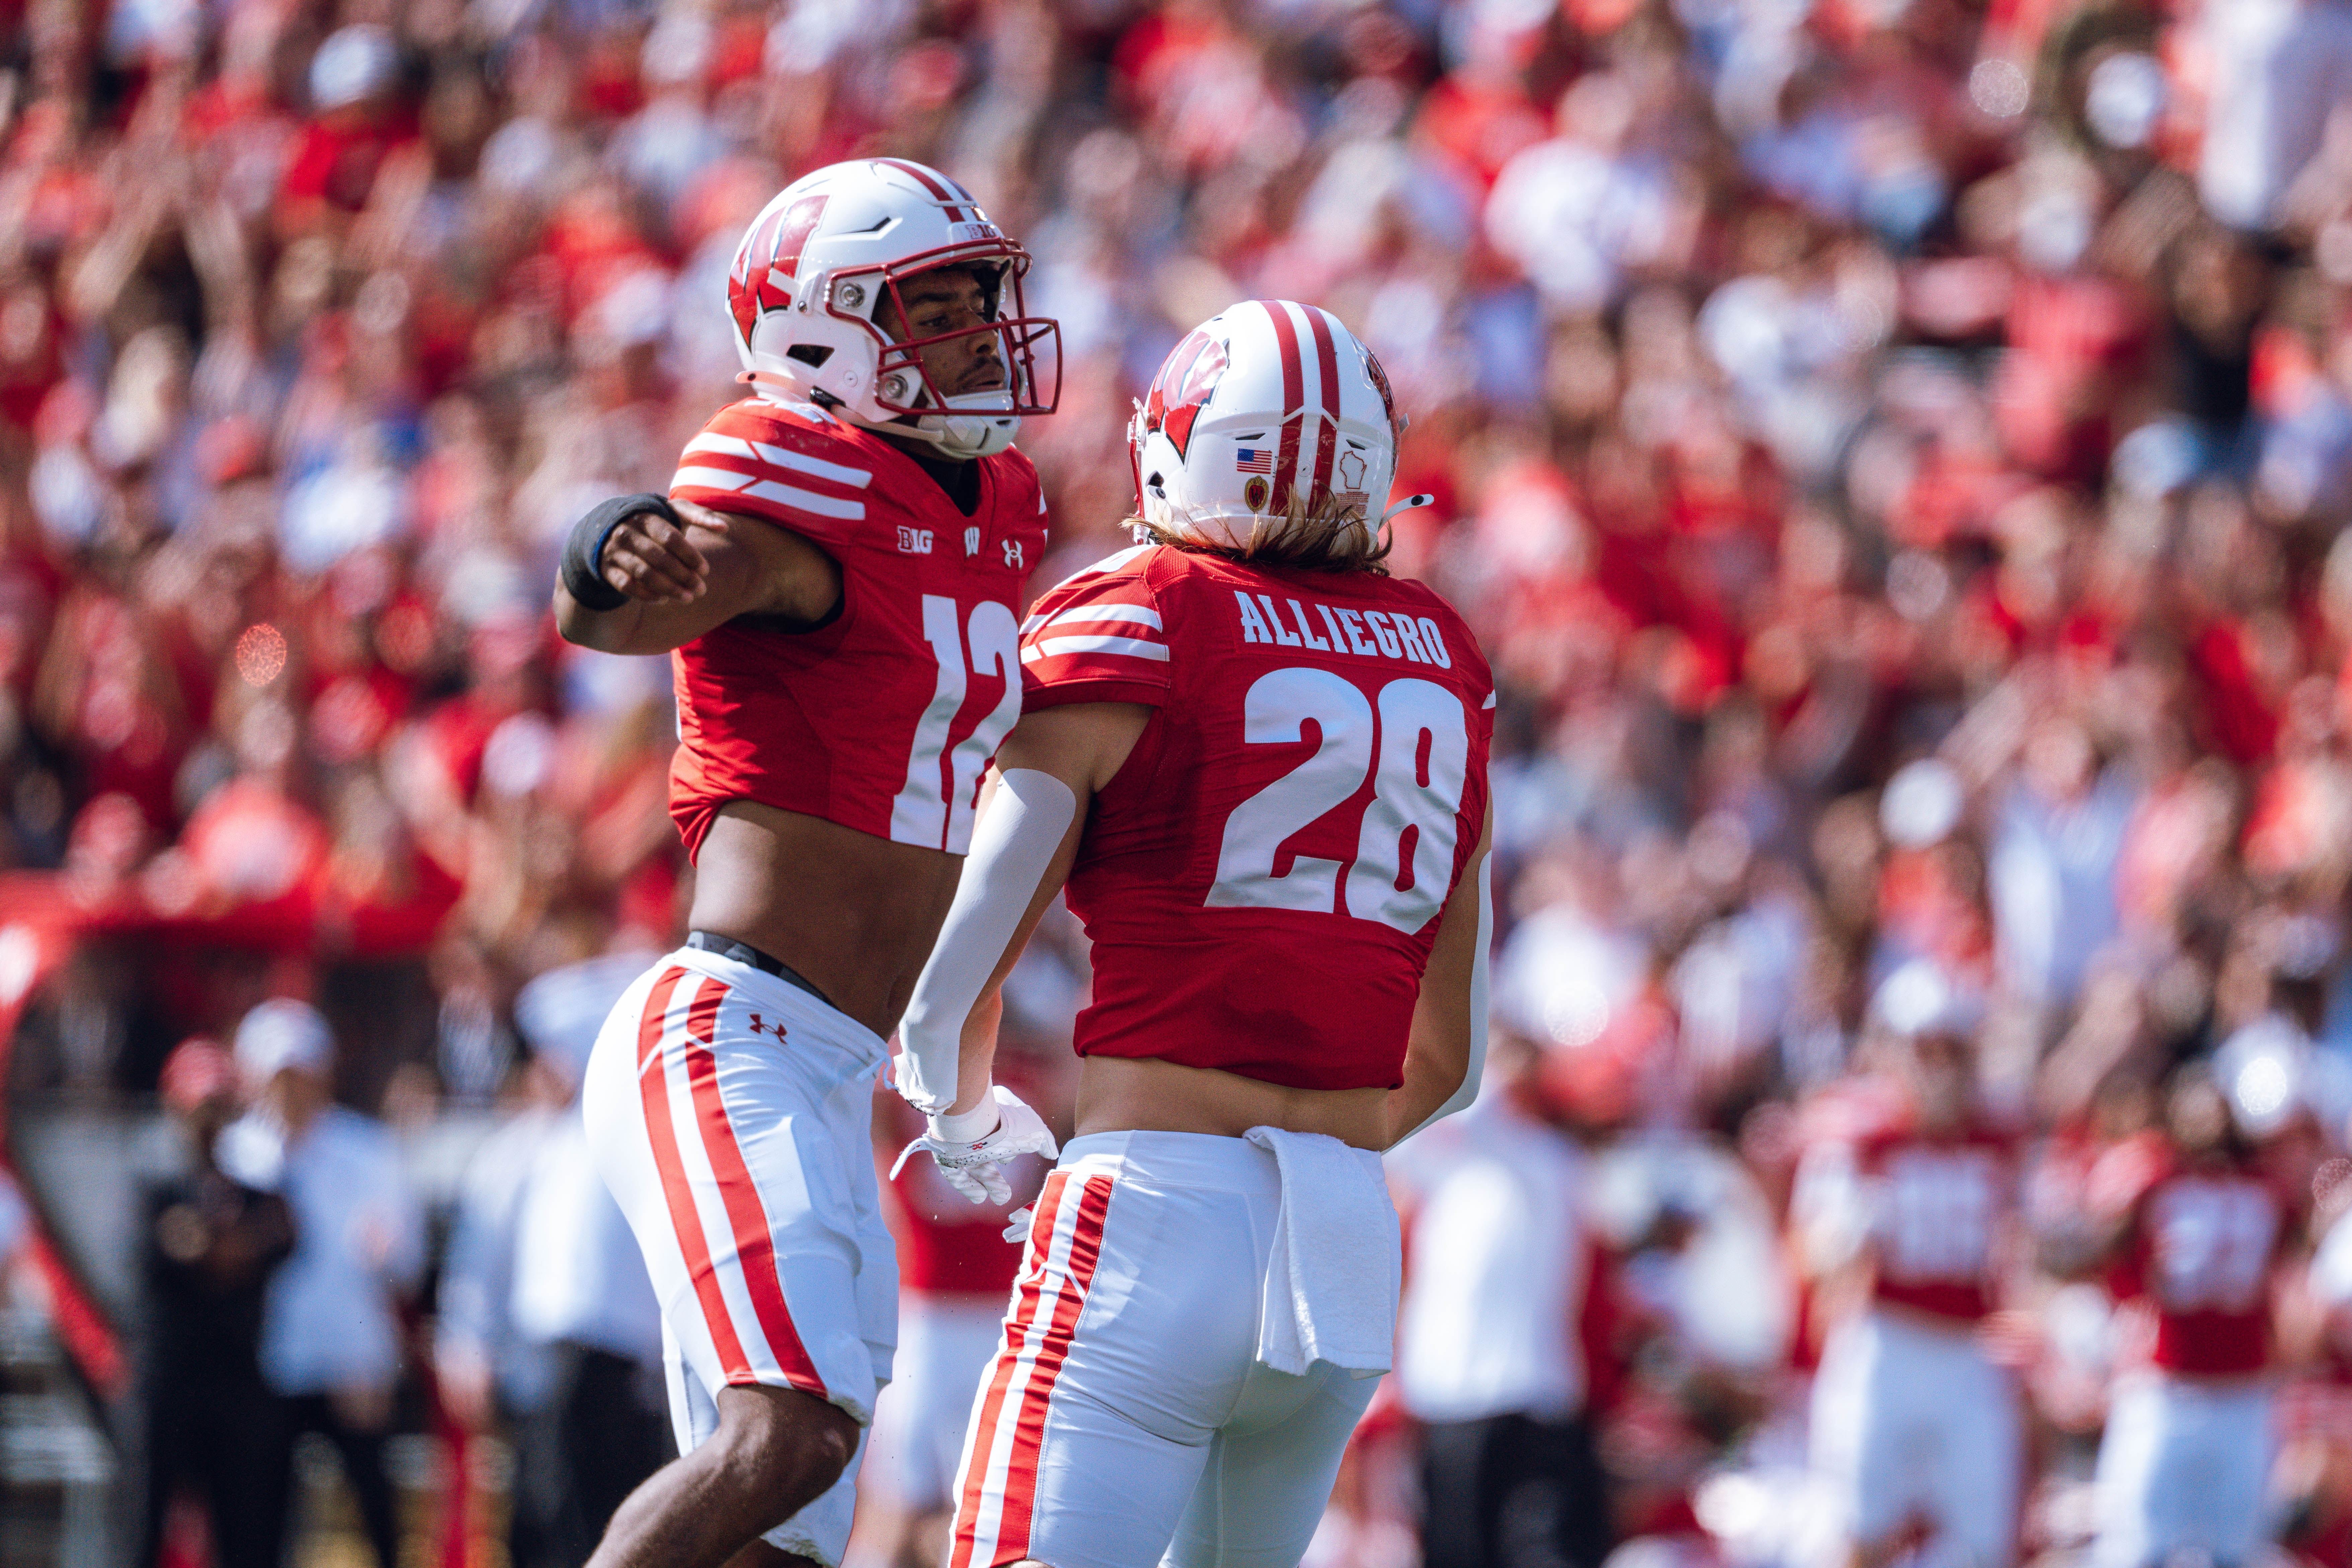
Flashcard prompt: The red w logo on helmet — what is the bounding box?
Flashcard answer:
[1141,328,1229,459]
[1361,342,1398,435]
[728,194,830,344]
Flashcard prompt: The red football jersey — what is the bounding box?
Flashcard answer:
[1019,544,1495,1091]
[875,1092,1040,1296]
[2093,1137,2288,1377]
[665,396,1048,858]
[1855,1125,2013,1324]
[881,1147,1046,1298]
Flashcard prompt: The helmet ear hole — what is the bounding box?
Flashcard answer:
[1146,471,1165,496]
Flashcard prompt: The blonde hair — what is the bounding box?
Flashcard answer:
[1136,493,1391,575]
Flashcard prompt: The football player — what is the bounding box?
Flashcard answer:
[2076,1067,2297,1568]
[865,1073,1055,1568]
[1795,965,2023,1568]
[892,301,1496,1568]
[550,158,1061,1568]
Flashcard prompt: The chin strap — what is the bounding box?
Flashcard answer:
[1381,492,1436,524]
[838,401,1018,460]
[739,369,1018,457]
[915,390,1024,458]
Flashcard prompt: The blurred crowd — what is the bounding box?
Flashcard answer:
[4,0,2352,1564]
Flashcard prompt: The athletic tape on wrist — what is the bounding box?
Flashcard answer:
[897,768,1077,1115]
[560,493,679,612]
[934,1099,1001,1144]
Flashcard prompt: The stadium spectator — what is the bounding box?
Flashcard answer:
[1392,1032,1616,1568]
[215,998,423,1568]
[1794,966,2025,1568]
[138,1035,295,1568]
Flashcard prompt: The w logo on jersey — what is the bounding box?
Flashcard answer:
[1139,328,1229,460]
[729,194,830,344]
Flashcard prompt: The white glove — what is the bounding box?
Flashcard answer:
[889,1084,1059,1206]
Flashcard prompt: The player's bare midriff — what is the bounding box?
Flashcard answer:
[1072,1055,1391,1152]
[690,801,963,1040]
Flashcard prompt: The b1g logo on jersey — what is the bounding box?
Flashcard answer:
[898,526,935,555]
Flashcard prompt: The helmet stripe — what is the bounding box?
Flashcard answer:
[875,157,969,224]
[1259,300,1305,514]
[1303,305,1342,508]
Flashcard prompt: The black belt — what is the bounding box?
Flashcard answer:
[685,931,835,1010]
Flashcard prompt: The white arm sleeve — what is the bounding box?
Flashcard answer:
[896,767,1077,1115]
[1397,852,1492,1143]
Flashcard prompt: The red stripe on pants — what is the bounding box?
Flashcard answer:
[950,1173,1083,1568]
[952,1174,1115,1568]
[635,968,757,1381]
[677,981,830,1397]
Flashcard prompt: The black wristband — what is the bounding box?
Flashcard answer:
[560,493,678,612]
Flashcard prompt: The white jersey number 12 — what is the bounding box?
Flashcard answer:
[892,595,1022,854]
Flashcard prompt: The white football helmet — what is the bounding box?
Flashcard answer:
[1129,300,1413,555]
[728,158,1060,459]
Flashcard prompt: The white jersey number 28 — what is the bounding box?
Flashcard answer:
[1206,668,1469,933]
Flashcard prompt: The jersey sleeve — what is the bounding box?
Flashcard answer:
[1019,548,1172,709]
[667,400,878,553]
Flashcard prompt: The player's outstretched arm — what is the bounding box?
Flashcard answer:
[553,493,840,655]
[893,700,1150,1202]
[1385,804,1495,1148]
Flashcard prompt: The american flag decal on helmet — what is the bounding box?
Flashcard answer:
[1234,448,1274,474]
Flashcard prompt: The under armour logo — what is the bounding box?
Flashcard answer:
[1002,539,1024,569]
[747,1013,789,1044]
